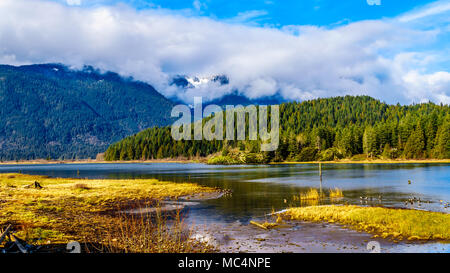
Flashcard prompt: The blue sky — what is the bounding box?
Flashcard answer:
[61,0,436,26]
[2,0,450,104]
[144,0,434,26]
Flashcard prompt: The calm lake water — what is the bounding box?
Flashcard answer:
[1,163,449,225]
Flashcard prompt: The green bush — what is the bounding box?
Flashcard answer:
[319,148,344,161]
[296,147,318,162]
[207,155,242,165]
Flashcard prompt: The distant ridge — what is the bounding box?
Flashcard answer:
[0,63,175,160]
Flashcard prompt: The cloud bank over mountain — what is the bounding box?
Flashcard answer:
[0,0,449,104]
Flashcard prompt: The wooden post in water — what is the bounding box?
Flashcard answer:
[319,163,323,194]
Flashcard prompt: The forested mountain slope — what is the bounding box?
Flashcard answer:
[105,96,450,162]
[0,64,174,160]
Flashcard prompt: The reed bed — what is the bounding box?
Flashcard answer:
[291,187,344,207]
[100,207,214,253]
[293,188,324,201]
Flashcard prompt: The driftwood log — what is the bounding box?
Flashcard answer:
[0,226,44,253]
[11,235,28,253]
[33,181,43,189]
[24,181,43,189]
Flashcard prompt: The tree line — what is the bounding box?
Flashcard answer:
[105,96,450,162]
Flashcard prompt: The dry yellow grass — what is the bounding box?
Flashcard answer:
[329,188,344,199]
[283,205,450,241]
[0,173,218,251]
[293,188,324,201]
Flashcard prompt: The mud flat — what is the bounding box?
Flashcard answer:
[192,220,390,253]
[192,219,450,253]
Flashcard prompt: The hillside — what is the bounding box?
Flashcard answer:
[105,96,450,162]
[0,64,174,160]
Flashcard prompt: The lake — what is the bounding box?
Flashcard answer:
[1,163,449,252]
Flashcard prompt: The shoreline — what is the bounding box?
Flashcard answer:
[1,158,449,165]
[0,158,202,165]
[273,159,450,164]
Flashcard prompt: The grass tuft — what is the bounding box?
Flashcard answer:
[293,188,324,201]
[74,183,91,190]
[329,188,344,199]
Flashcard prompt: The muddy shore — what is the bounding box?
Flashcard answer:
[191,218,450,253]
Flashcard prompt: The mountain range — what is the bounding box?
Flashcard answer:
[6,63,446,162]
[0,64,286,160]
[0,64,174,160]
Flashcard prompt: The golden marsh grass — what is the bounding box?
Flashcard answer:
[283,205,450,241]
[0,173,218,252]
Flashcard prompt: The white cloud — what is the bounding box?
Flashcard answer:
[66,0,81,6]
[192,0,206,11]
[398,0,450,22]
[402,70,450,104]
[226,10,269,24]
[0,0,448,105]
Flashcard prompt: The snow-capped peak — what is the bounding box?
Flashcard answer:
[186,76,210,87]
[171,74,229,88]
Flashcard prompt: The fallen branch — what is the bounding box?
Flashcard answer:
[0,224,12,245]
[250,221,268,230]
[249,220,281,230]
